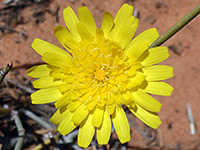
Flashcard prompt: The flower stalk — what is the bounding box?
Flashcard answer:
[150,4,200,48]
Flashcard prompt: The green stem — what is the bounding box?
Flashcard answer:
[149,4,200,48]
[0,62,13,85]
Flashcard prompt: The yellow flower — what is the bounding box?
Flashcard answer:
[27,3,173,148]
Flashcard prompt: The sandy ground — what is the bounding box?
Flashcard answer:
[0,0,200,149]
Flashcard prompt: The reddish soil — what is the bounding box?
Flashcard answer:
[0,0,200,149]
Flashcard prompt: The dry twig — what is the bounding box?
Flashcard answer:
[11,110,25,150]
[22,109,52,129]
[0,62,13,85]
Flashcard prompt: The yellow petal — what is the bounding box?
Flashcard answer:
[53,25,78,53]
[50,109,62,125]
[78,113,95,148]
[50,71,66,79]
[107,103,116,115]
[97,109,111,145]
[58,83,70,93]
[112,105,130,143]
[31,87,62,104]
[128,104,162,129]
[32,77,65,89]
[96,29,105,43]
[92,107,104,127]
[58,109,77,135]
[31,38,70,56]
[67,101,82,112]
[76,22,93,43]
[125,28,159,61]
[125,62,142,79]
[72,105,89,124]
[63,7,81,41]
[127,61,142,71]
[114,4,133,26]
[111,16,138,49]
[110,3,133,39]
[55,92,71,109]
[109,4,137,49]
[139,47,169,67]
[127,72,146,89]
[27,64,52,78]
[78,6,97,36]
[132,89,162,112]
[42,52,71,68]
[121,91,134,105]
[50,107,71,125]
[101,11,114,38]
[142,81,173,96]
[142,65,173,81]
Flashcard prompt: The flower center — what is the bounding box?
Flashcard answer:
[57,32,144,112]
[94,68,107,81]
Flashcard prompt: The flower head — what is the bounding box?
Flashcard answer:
[27,3,173,148]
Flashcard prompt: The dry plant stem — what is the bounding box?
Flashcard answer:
[0,62,13,85]
[71,144,84,150]
[12,110,25,150]
[22,109,52,129]
[63,130,79,143]
[158,128,163,148]
[0,25,18,33]
[149,4,200,48]
[187,102,195,135]
[7,79,36,94]
[127,113,155,141]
